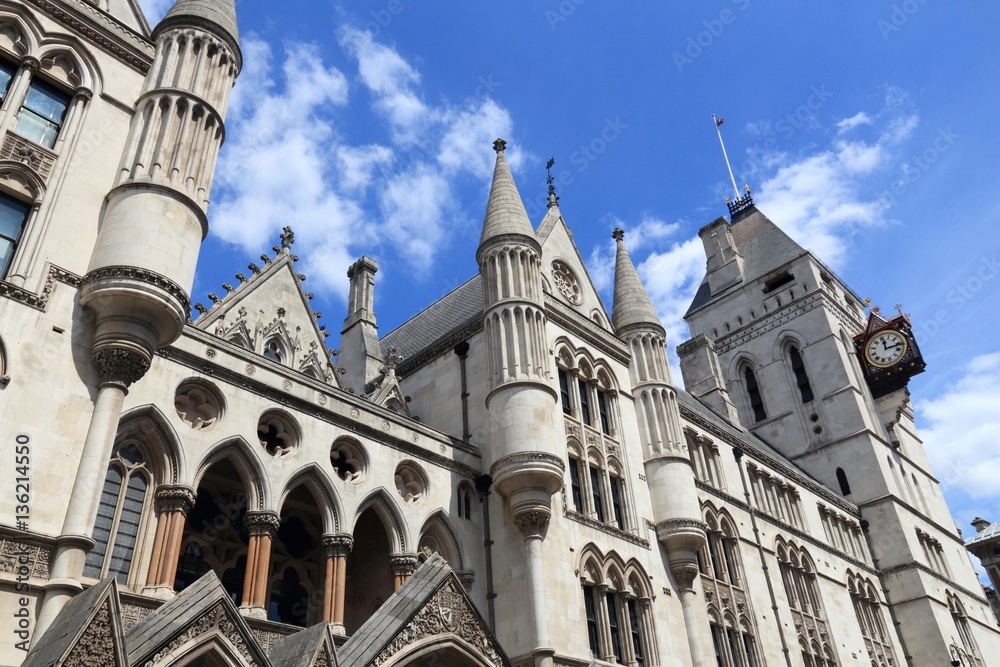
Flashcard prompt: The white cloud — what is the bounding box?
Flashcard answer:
[137,0,172,24]
[919,352,1000,502]
[336,144,394,193]
[836,111,872,134]
[378,164,453,272]
[438,99,517,179]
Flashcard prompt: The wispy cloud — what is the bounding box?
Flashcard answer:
[836,111,873,134]
[137,0,172,25]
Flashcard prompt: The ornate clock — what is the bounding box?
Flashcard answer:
[853,309,925,399]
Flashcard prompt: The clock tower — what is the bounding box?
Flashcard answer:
[678,196,999,665]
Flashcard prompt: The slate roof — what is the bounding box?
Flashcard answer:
[967,520,1000,547]
[269,622,335,667]
[126,570,267,666]
[22,578,121,667]
[380,275,482,362]
[686,207,807,317]
[337,554,455,667]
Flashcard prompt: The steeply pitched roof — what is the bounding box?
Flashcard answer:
[269,622,337,667]
[612,230,663,334]
[23,578,125,667]
[338,553,509,667]
[479,141,537,252]
[380,275,482,364]
[686,207,807,316]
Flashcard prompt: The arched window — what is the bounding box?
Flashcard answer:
[590,461,605,522]
[263,339,283,363]
[579,551,657,666]
[778,542,837,665]
[836,468,851,496]
[0,192,30,279]
[847,572,897,666]
[457,483,475,521]
[743,365,767,422]
[788,345,814,403]
[948,592,983,666]
[83,443,150,584]
[568,449,585,513]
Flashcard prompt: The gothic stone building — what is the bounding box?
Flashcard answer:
[0,1,998,666]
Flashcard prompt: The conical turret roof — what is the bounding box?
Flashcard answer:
[612,228,664,334]
[155,0,241,68]
[479,139,538,253]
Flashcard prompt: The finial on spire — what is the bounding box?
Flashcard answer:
[280,226,295,251]
[612,228,625,242]
[493,138,507,153]
[546,157,559,208]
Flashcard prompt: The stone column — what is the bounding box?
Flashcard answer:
[639,597,659,667]
[673,564,708,667]
[241,511,280,619]
[322,533,353,634]
[144,485,197,597]
[390,554,418,590]
[515,510,554,667]
[34,352,147,644]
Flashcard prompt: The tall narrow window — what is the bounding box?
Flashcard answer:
[727,628,745,667]
[83,444,150,584]
[789,346,814,403]
[15,78,70,148]
[711,622,726,666]
[559,369,572,414]
[606,593,623,662]
[609,475,624,527]
[590,466,605,522]
[597,389,611,434]
[579,379,591,425]
[584,584,600,655]
[836,468,851,496]
[0,59,15,101]
[263,340,282,362]
[628,599,644,667]
[743,366,767,422]
[569,456,584,512]
[0,195,30,278]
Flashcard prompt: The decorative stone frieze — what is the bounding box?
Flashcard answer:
[91,347,150,387]
[244,511,281,538]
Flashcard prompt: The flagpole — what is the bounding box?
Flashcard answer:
[713,114,740,199]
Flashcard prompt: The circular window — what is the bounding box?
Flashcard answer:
[551,260,583,305]
[330,438,368,483]
[257,410,300,458]
[394,462,429,504]
[174,379,225,430]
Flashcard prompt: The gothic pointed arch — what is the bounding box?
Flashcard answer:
[0,5,41,58]
[355,488,409,552]
[117,403,185,484]
[578,543,605,585]
[277,462,342,534]
[195,436,270,511]
[418,509,464,570]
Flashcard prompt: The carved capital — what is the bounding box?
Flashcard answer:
[91,347,150,387]
[457,570,476,591]
[322,533,354,558]
[513,509,550,538]
[671,563,700,592]
[74,86,94,101]
[390,554,419,577]
[154,485,196,514]
[244,511,280,537]
[21,56,40,72]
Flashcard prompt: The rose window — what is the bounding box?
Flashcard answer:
[257,411,300,458]
[174,380,224,430]
[394,462,428,504]
[551,260,583,305]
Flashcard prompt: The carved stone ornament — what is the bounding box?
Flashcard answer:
[92,347,150,387]
[0,539,51,579]
[371,579,503,667]
[551,260,583,305]
[243,511,280,537]
[322,533,354,558]
[145,602,256,666]
[81,265,191,315]
[390,554,419,578]
[155,486,197,515]
[489,451,565,479]
[457,570,476,591]
[671,563,700,592]
[513,510,550,538]
[63,598,117,666]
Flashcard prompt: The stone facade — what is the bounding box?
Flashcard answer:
[0,1,998,666]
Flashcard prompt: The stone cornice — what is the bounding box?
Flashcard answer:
[694,480,879,577]
[543,293,630,365]
[23,0,154,73]
[679,403,860,516]
[857,494,968,549]
[879,561,989,606]
[0,264,81,311]
[564,509,651,549]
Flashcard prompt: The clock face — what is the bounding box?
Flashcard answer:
[865,330,908,368]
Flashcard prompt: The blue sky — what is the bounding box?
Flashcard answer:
[141,2,1000,577]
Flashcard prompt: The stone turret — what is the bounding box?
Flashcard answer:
[478,139,562,667]
[339,256,384,394]
[612,228,707,664]
[81,0,241,387]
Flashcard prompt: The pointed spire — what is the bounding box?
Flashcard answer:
[612,228,664,334]
[479,139,538,251]
[155,0,241,69]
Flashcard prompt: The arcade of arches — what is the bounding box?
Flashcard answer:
[141,457,426,632]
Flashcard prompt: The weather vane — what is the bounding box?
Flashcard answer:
[546,157,559,206]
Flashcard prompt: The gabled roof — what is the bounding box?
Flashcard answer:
[192,240,339,385]
[338,553,509,667]
[380,275,482,364]
[269,622,338,667]
[686,207,807,316]
[126,571,269,666]
[23,577,126,667]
